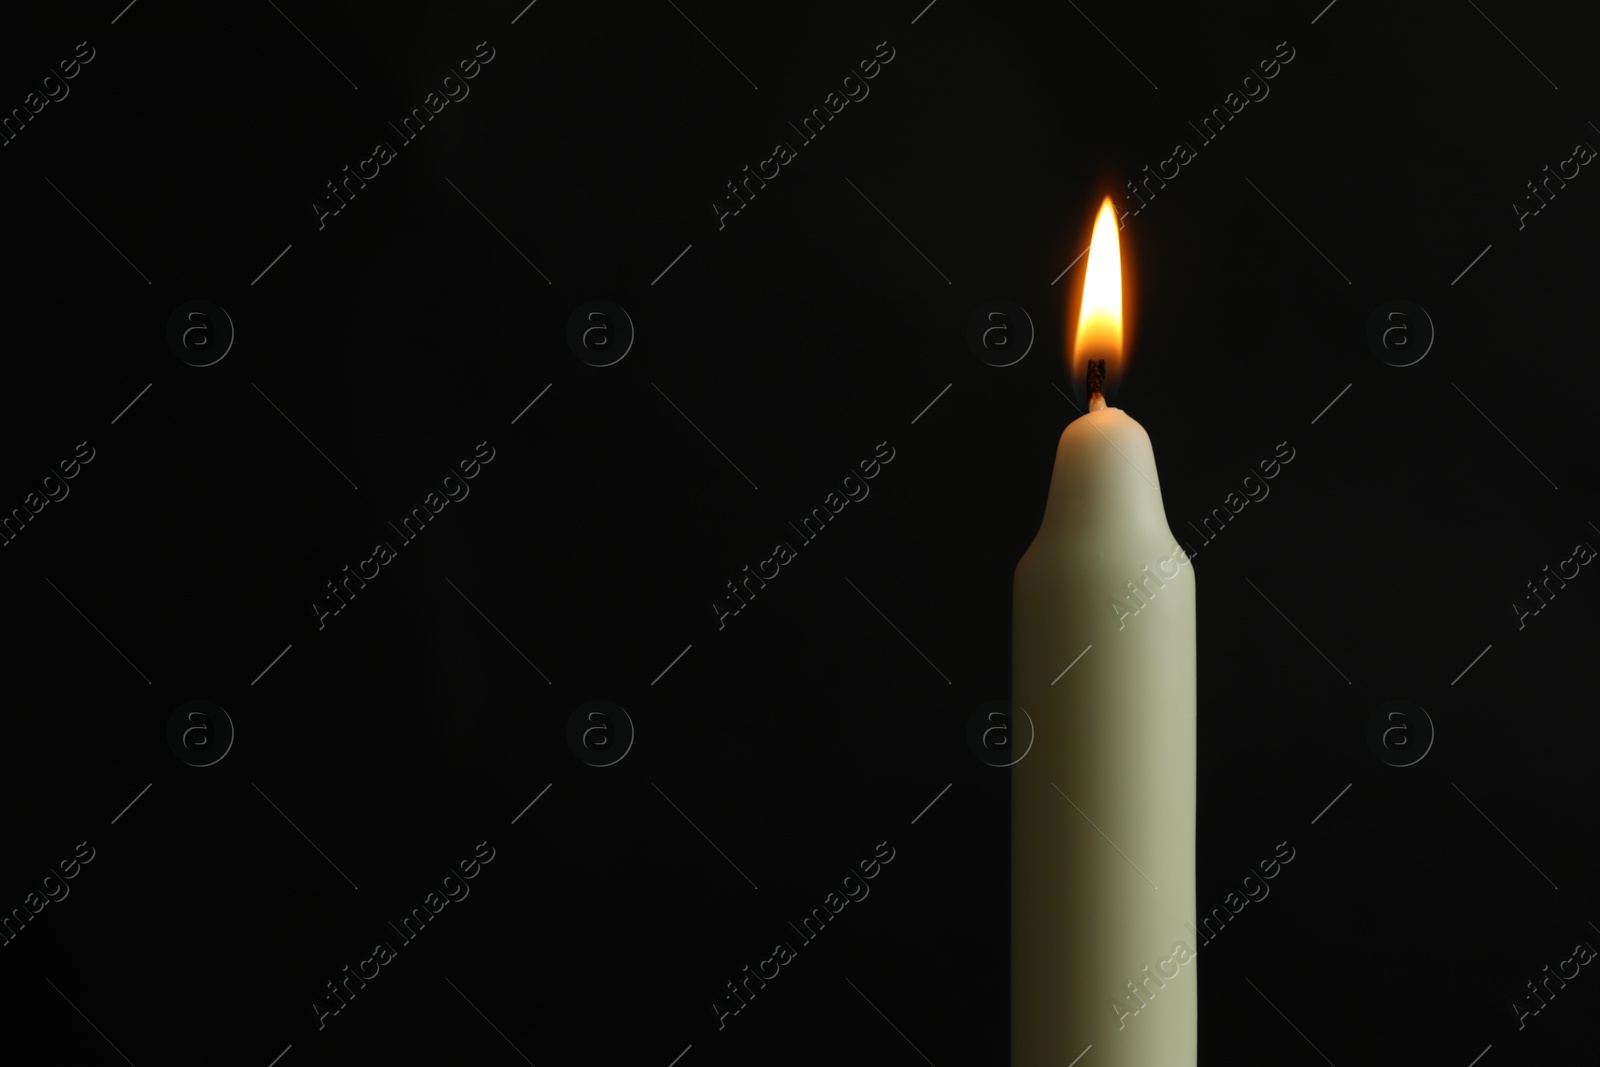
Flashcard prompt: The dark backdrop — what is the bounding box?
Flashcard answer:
[1,1,1596,1064]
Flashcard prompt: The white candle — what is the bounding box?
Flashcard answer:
[1012,198,1197,1066]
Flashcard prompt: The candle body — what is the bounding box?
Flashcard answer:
[1011,408,1196,1066]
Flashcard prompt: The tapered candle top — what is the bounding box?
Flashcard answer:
[1034,408,1167,545]
[1039,194,1168,540]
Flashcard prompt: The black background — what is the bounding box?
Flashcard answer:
[1,1,1597,1064]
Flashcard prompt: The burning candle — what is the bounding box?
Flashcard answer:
[1011,197,1198,1066]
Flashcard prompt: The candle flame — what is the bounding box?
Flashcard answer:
[1071,197,1124,395]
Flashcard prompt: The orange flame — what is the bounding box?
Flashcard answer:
[1071,196,1124,390]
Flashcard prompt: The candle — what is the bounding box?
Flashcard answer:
[1012,198,1197,1066]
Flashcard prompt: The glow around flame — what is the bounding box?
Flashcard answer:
[1072,196,1123,386]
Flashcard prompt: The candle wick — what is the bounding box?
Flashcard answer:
[1086,359,1107,411]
